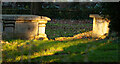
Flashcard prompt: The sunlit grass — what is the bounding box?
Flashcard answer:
[2,37,119,62]
[2,21,119,62]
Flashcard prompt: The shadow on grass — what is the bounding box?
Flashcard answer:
[21,38,119,62]
[3,38,119,62]
[2,40,69,62]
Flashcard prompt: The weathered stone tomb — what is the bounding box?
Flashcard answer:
[90,14,110,38]
[1,15,51,40]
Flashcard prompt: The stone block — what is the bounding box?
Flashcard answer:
[90,14,110,38]
[1,15,51,40]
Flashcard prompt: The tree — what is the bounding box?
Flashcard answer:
[100,2,120,35]
[31,2,43,15]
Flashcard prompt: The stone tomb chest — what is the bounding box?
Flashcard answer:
[2,15,51,40]
[90,14,110,38]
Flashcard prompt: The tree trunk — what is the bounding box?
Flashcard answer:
[31,2,42,15]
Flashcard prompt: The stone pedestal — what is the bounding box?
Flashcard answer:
[2,15,51,40]
[35,17,51,40]
[90,14,110,38]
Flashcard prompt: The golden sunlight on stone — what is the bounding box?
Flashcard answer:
[90,14,110,39]
[1,15,51,40]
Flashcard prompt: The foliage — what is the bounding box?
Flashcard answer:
[39,2,99,20]
[100,2,120,35]
[2,2,100,20]
[2,2,31,14]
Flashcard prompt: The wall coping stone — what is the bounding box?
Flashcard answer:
[89,14,103,19]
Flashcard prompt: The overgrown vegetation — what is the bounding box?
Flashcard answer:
[100,2,120,35]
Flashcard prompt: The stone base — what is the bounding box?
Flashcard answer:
[2,32,49,40]
[92,32,108,39]
[2,32,36,40]
[35,34,48,40]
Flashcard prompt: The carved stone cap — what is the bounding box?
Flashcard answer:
[89,14,110,22]
[89,14,103,19]
[1,15,51,22]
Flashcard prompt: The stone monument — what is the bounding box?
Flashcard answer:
[2,15,51,40]
[90,14,110,38]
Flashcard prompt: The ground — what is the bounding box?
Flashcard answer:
[1,19,120,62]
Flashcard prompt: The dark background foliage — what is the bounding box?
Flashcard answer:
[100,2,120,34]
[2,2,120,35]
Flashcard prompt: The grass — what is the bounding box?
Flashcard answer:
[2,38,119,62]
[1,20,120,62]
[46,22,92,39]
